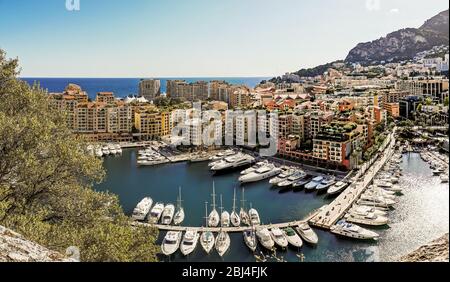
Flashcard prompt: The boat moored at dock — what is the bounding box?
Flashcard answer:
[131,197,153,221]
[330,220,379,241]
[296,223,318,244]
[161,231,182,256]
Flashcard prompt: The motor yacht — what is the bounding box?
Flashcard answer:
[210,150,236,161]
[277,171,307,188]
[180,230,199,256]
[295,223,318,244]
[283,227,303,248]
[211,153,255,172]
[304,176,324,190]
[161,231,182,256]
[241,161,268,175]
[269,168,295,185]
[270,228,288,248]
[345,211,389,226]
[131,197,153,221]
[316,176,336,192]
[331,220,379,241]
[161,204,175,225]
[256,228,275,250]
[292,176,313,190]
[349,205,387,217]
[327,181,348,195]
[148,203,165,224]
[239,164,282,184]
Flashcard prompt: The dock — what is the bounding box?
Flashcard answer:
[308,130,397,230]
[134,208,320,233]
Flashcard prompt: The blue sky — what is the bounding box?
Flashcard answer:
[0,0,448,77]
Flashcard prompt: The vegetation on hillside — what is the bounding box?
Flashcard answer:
[0,50,159,262]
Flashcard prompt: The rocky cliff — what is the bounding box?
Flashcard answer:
[345,10,449,65]
[400,234,449,262]
[0,225,77,262]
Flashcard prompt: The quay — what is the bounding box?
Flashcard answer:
[308,129,397,230]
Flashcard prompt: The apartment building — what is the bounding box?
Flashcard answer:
[313,122,362,169]
[139,79,161,101]
[96,92,116,104]
[229,87,252,109]
[384,103,400,118]
[397,78,449,102]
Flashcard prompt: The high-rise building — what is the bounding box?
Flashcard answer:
[139,79,161,101]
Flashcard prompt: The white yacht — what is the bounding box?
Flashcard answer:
[215,230,231,257]
[345,210,389,226]
[208,184,220,227]
[304,176,324,190]
[327,181,348,195]
[359,195,396,207]
[173,187,185,226]
[220,195,230,227]
[148,203,165,224]
[270,228,288,248]
[243,229,257,252]
[114,144,122,155]
[161,204,175,225]
[108,144,117,155]
[295,223,318,244]
[180,230,199,256]
[316,176,336,192]
[349,205,387,217]
[241,161,268,175]
[256,228,275,250]
[331,220,379,241]
[277,171,307,188]
[239,189,250,226]
[211,153,255,172]
[210,150,236,161]
[131,197,153,221]
[200,202,215,254]
[239,164,282,184]
[230,189,241,227]
[441,174,449,183]
[161,231,182,256]
[102,146,110,156]
[269,168,295,185]
[283,227,303,248]
[248,206,261,226]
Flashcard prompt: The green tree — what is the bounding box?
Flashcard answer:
[0,50,159,262]
[444,97,449,107]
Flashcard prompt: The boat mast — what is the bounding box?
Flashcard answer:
[204,202,208,227]
[220,194,224,228]
[241,188,246,211]
[177,186,183,210]
[232,188,237,213]
[212,182,217,212]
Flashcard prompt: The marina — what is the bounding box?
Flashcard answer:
[95,144,449,262]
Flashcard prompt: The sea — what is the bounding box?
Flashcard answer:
[20,77,269,100]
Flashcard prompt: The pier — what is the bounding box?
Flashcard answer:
[308,130,397,230]
[135,209,320,233]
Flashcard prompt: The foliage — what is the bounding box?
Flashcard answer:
[0,50,159,262]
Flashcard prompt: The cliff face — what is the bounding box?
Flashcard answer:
[400,234,449,262]
[0,225,77,262]
[345,10,449,65]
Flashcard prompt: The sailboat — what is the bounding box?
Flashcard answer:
[220,195,230,227]
[248,203,261,226]
[230,188,241,227]
[208,183,220,227]
[215,200,231,257]
[239,188,250,226]
[200,202,215,254]
[173,187,185,225]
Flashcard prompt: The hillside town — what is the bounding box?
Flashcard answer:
[48,48,449,172]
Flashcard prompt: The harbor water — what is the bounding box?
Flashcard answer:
[94,150,449,262]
